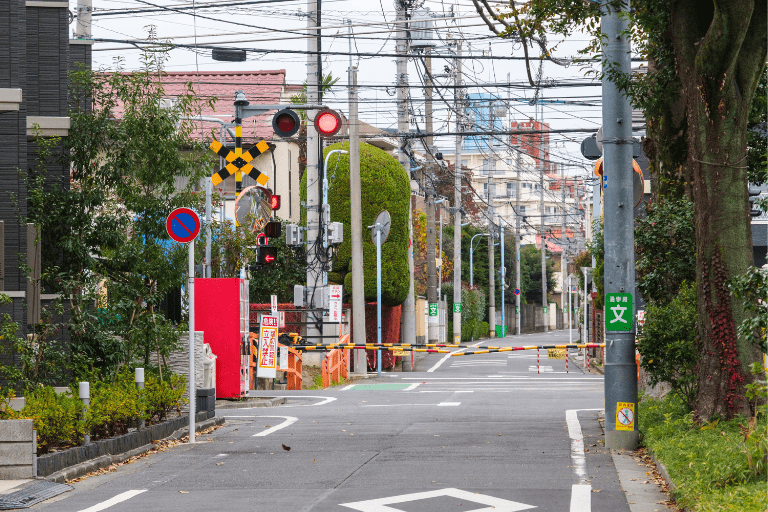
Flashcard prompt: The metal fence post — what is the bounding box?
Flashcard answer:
[79,382,90,445]
[135,368,145,430]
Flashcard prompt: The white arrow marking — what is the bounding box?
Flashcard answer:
[252,415,298,437]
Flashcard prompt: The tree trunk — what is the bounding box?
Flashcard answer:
[671,0,767,420]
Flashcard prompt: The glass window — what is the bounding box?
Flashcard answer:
[519,206,526,214]
[483,183,488,197]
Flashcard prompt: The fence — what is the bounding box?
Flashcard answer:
[279,344,303,390]
[322,349,348,388]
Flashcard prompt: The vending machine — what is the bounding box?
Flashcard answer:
[195,278,250,398]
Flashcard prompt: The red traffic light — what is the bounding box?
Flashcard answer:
[270,194,281,210]
[272,108,300,137]
[314,109,342,137]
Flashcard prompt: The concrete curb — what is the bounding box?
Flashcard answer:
[215,397,287,410]
[568,351,605,374]
[44,416,225,483]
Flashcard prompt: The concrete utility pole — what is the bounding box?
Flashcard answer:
[540,169,548,332]
[397,0,416,348]
[487,100,496,338]
[500,222,505,337]
[602,0,638,450]
[306,0,321,343]
[452,41,463,344]
[561,164,567,327]
[425,52,439,345]
[515,151,521,336]
[348,66,366,372]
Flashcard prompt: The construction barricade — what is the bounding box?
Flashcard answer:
[279,343,303,390]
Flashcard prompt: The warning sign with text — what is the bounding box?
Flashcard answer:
[258,315,278,379]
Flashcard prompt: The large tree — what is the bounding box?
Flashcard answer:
[474,0,766,420]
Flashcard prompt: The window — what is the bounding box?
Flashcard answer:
[461,159,468,169]
[506,158,513,167]
[523,183,532,189]
[483,183,488,197]
[519,206,526,214]
[506,182,515,196]
[482,159,489,172]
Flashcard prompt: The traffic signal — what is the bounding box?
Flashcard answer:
[314,109,342,137]
[749,185,762,217]
[272,108,300,137]
[264,221,282,238]
[257,245,278,265]
[270,194,281,211]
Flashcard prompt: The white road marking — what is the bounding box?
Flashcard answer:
[437,402,461,406]
[454,390,474,393]
[403,383,421,391]
[529,366,554,372]
[340,488,536,512]
[566,408,603,512]
[252,416,298,437]
[427,340,484,373]
[402,377,603,381]
[243,395,337,407]
[78,490,147,512]
[341,384,356,390]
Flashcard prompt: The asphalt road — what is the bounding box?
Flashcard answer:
[34,330,632,512]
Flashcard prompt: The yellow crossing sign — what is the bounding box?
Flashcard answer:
[209,126,273,187]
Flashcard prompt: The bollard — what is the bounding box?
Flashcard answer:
[135,368,145,430]
[566,352,569,374]
[537,348,540,375]
[585,346,590,373]
[79,381,90,445]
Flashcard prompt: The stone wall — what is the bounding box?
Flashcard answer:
[167,331,206,413]
[0,419,36,479]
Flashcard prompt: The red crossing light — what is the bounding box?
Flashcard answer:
[272,108,300,137]
[270,194,281,210]
[314,109,342,137]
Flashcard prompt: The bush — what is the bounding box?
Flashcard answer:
[475,321,489,340]
[638,281,698,409]
[86,378,142,440]
[143,373,186,423]
[19,386,83,454]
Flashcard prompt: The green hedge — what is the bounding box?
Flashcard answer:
[302,142,410,306]
[1,371,186,454]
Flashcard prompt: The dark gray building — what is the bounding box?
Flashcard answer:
[0,0,91,378]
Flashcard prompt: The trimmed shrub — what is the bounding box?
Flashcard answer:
[19,387,83,454]
[308,142,411,306]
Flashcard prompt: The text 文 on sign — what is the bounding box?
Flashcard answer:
[605,293,634,331]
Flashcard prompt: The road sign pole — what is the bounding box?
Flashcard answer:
[188,239,196,444]
[376,224,382,378]
[602,0,638,450]
[568,275,572,344]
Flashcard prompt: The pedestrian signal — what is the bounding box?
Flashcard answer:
[264,221,282,238]
[257,245,278,265]
[270,194,281,211]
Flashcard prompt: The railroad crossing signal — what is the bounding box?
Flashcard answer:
[209,138,273,187]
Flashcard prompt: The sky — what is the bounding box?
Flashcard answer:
[71,0,618,184]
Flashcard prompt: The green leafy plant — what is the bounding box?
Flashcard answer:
[19,387,83,455]
[729,267,768,354]
[638,281,699,409]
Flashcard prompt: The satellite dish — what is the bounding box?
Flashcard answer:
[234,185,273,232]
[370,210,391,245]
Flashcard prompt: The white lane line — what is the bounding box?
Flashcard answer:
[402,377,603,380]
[570,484,591,512]
[78,490,147,512]
[253,416,298,437]
[243,395,337,407]
[427,340,485,373]
[341,384,356,390]
[437,402,461,406]
[566,408,602,512]
[403,383,421,391]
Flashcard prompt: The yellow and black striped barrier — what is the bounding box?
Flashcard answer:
[296,344,451,354]
[452,343,605,357]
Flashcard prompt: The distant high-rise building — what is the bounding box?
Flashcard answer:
[464,93,504,153]
[510,118,551,171]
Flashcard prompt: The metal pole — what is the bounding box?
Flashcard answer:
[515,151,521,336]
[348,66,366,373]
[79,382,90,445]
[541,169,548,332]
[561,164,567,327]
[452,41,463,345]
[188,239,195,444]
[602,0,638,450]
[583,267,588,344]
[568,275,572,343]
[135,368,145,430]
[427,184,438,344]
[306,0,322,346]
[376,224,382,377]
[397,0,416,349]
[470,238,474,287]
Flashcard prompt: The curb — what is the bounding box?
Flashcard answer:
[44,416,225,484]
[215,397,287,410]
[568,351,605,374]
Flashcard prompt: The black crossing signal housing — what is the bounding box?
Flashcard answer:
[272,108,301,137]
[314,109,342,137]
[257,245,278,265]
[264,221,282,238]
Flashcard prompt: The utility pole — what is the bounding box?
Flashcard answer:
[500,222,505,337]
[540,168,548,332]
[397,0,416,347]
[306,0,322,343]
[487,100,496,338]
[515,151,522,336]
[452,41,463,345]
[561,164,567,327]
[425,51,439,345]
[348,66,366,372]
[602,0,638,450]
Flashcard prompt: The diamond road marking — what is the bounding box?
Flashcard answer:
[339,488,537,512]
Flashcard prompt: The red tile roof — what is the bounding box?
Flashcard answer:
[106,70,287,143]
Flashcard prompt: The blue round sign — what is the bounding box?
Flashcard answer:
[514,288,521,296]
[166,208,201,243]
